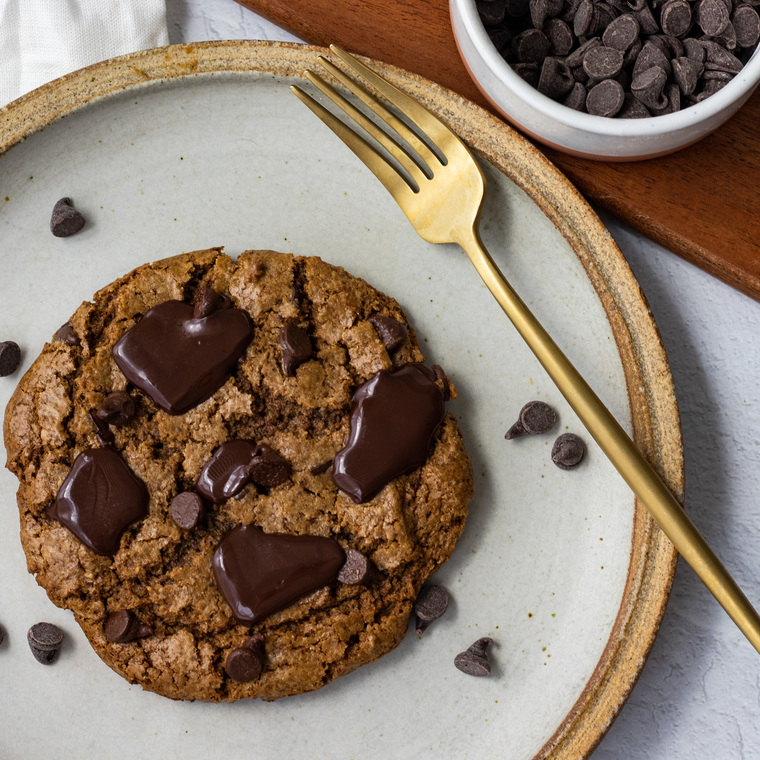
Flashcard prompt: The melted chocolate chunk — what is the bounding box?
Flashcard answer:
[212,524,345,625]
[332,364,445,503]
[95,391,136,427]
[51,447,149,556]
[225,633,265,682]
[196,440,258,504]
[248,445,291,488]
[193,285,231,319]
[278,323,312,376]
[54,322,80,346]
[112,299,253,415]
[104,610,152,643]
[368,314,407,351]
[88,409,115,445]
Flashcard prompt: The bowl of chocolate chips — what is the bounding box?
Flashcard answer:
[450,0,760,158]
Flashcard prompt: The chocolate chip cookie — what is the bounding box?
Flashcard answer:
[3,248,473,702]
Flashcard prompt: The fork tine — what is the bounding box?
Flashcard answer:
[329,45,465,159]
[317,56,442,173]
[302,69,428,188]
[290,84,414,204]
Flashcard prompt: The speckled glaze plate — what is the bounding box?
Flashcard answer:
[0,42,680,760]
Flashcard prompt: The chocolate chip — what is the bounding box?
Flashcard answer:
[278,323,312,376]
[193,285,231,319]
[617,92,653,116]
[96,390,136,427]
[673,56,704,94]
[632,41,672,78]
[368,314,407,351]
[337,548,376,585]
[530,0,563,28]
[602,13,641,49]
[562,81,589,109]
[696,0,730,34]
[551,432,586,469]
[413,584,449,636]
[309,459,333,476]
[170,492,206,530]
[88,409,115,445]
[505,400,557,439]
[248,444,291,487]
[733,5,760,46]
[545,18,575,54]
[0,341,21,377]
[514,62,541,86]
[50,197,85,237]
[104,610,152,643]
[512,28,551,62]
[701,39,744,71]
[583,45,625,80]
[587,78,626,115]
[631,65,669,108]
[27,622,64,664]
[684,37,707,61]
[54,322,80,346]
[566,37,603,67]
[225,633,265,682]
[538,56,576,97]
[454,637,493,677]
[661,0,693,36]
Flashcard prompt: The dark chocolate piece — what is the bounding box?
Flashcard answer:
[196,440,258,503]
[309,460,333,476]
[54,322,80,346]
[112,299,253,415]
[225,634,266,682]
[212,524,346,625]
[170,492,206,529]
[50,197,85,237]
[248,445,291,488]
[95,391,136,427]
[0,341,21,377]
[192,285,231,319]
[414,584,449,637]
[88,409,115,445]
[337,548,375,585]
[551,432,587,469]
[332,364,445,504]
[104,610,152,643]
[278,323,312,376]
[368,314,408,352]
[51,447,149,555]
[27,622,64,665]
[454,637,494,677]
[505,400,557,439]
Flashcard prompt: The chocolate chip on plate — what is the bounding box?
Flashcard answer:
[337,548,376,585]
[278,323,312,376]
[27,622,64,664]
[368,314,407,351]
[0,341,21,377]
[454,637,494,677]
[104,610,153,643]
[96,390,136,427]
[413,584,449,637]
[50,197,85,237]
[170,492,206,530]
[551,432,586,469]
[225,633,265,682]
[505,400,557,439]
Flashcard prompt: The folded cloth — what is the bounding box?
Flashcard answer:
[0,0,169,107]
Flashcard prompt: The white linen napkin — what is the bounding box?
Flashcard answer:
[0,0,169,108]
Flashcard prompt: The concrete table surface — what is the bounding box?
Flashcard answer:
[166,2,760,757]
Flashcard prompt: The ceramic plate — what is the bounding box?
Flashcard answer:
[0,42,680,760]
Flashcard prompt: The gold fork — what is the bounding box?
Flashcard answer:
[291,45,760,654]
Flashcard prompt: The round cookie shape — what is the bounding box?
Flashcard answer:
[3,248,473,702]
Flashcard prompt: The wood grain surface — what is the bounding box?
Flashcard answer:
[236,0,760,301]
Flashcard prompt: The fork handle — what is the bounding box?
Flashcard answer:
[459,229,760,654]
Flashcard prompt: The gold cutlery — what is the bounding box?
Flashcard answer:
[291,45,760,654]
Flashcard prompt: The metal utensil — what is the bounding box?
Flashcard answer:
[291,45,760,654]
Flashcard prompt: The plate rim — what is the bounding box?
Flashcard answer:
[0,40,681,760]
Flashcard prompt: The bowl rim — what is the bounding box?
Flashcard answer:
[453,0,760,138]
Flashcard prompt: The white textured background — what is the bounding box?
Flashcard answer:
[170,2,760,757]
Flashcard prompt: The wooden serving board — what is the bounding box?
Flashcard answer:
[236,0,760,301]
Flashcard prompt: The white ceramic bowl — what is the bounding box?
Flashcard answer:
[450,0,760,160]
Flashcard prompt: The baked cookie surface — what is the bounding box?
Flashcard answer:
[3,248,473,702]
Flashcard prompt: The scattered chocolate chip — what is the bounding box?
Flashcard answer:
[248,444,291,487]
[551,432,586,469]
[278,323,312,376]
[104,610,152,643]
[54,322,80,346]
[0,341,21,377]
[88,409,115,445]
[50,197,86,237]
[27,622,64,664]
[309,459,333,476]
[96,390,136,427]
[193,285,231,319]
[368,314,407,351]
[337,548,376,585]
[413,584,449,637]
[170,492,206,530]
[454,637,493,677]
[505,400,557,439]
[225,633,265,682]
